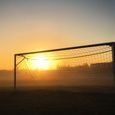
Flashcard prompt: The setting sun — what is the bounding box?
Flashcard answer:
[32,56,49,70]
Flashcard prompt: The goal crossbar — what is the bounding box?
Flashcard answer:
[15,42,115,56]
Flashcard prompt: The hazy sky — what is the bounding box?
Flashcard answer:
[0,0,115,70]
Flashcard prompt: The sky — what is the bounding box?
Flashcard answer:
[0,0,115,70]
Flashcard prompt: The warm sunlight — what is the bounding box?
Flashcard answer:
[32,56,49,70]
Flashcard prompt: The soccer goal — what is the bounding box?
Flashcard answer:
[14,42,115,91]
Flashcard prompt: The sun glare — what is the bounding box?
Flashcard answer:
[32,56,49,70]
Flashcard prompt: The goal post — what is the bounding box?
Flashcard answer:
[112,42,115,85]
[14,42,115,91]
[14,54,16,91]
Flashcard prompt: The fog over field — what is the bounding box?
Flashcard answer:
[0,62,113,88]
[0,70,13,87]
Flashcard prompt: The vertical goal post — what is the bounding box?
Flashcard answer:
[112,42,115,85]
[14,42,115,91]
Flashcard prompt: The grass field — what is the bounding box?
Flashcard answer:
[0,87,115,115]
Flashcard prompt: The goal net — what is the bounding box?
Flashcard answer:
[15,42,115,89]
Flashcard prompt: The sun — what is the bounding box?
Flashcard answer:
[32,56,49,70]
[36,58,48,69]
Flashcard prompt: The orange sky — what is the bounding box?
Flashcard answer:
[0,0,115,70]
